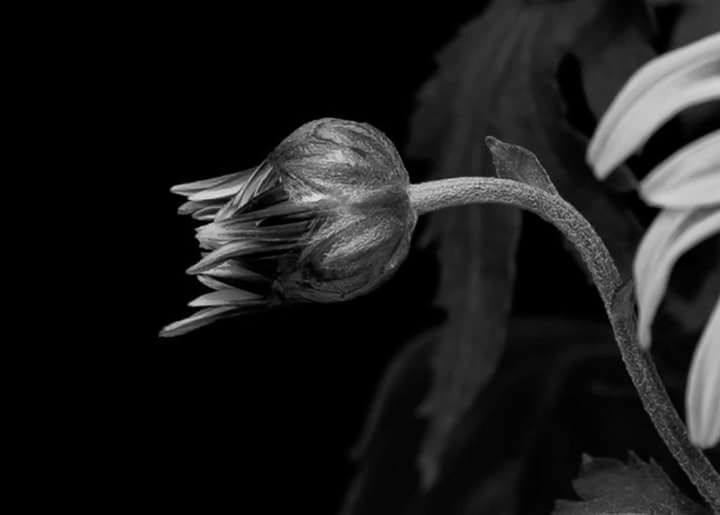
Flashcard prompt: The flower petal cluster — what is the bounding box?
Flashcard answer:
[160,118,416,337]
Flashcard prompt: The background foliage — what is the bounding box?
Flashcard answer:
[140,1,719,512]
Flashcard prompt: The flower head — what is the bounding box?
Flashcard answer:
[160,118,417,337]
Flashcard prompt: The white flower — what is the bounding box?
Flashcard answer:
[587,33,720,448]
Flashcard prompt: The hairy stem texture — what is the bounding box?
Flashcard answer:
[408,177,720,510]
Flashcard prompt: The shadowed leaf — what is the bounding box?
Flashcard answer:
[342,318,654,515]
[406,0,643,488]
[553,452,709,514]
[574,0,656,122]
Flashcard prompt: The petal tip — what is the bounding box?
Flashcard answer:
[158,322,184,338]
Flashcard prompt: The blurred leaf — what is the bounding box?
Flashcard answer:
[342,317,691,515]
[553,452,710,514]
[572,0,655,191]
[406,0,643,488]
[341,332,435,515]
[586,32,720,180]
[574,0,657,122]
[670,0,720,48]
[350,333,435,460]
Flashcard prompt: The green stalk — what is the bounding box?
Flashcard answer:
[408,177,720,511]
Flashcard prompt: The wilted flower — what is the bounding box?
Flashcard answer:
[160,118,417,337]
[587,33,720,447]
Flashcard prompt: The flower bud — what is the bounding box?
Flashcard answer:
[160,118,417,337]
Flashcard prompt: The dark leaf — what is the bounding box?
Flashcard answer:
[342,317,673,515]
[573,0,657,122]
[341,333,436,515]
[485,136,559,196]
[350,333,436,460]
[553,452,710,514]
[670,0,720,48]
[407,0,643,488]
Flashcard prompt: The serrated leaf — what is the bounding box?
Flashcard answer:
[340,333,436,515]
[350,333,436,460]
[406,0,643,488]
[553,452,710,514]
[342,317,649,515]
[485,136,559,196]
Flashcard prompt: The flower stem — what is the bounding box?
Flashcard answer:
[408,177,720,510]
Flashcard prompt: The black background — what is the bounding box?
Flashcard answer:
[124,4,613,512]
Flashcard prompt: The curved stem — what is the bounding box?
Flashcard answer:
[408,177,720,510]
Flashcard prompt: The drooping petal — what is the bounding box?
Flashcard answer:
[634,206,720,348]
[587,32,720,178]
[158,306,238,338]
[171,170,247,195]
[686,297,720,448]
[202,261,268,282]
[170,166,258,200]
[196,219,311,246]
[177,199,227,220]
[214,161,278,220]
[196,275,233,290]
[640,130,720,209]
[186,240,302,275]
[188,288,265,307]
[224,199,320,224]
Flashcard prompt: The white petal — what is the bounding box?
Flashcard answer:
[170,170,244,195]
[197,275,231,290]
[158,306,237,338]
[173,166,259,202]
[640,130,720,208]
[686,297,720,448]
[588,32,720,178]
[171,167,255,198]
[634,206,720,348]
[188,288,264,307]
[203,261,267,282]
